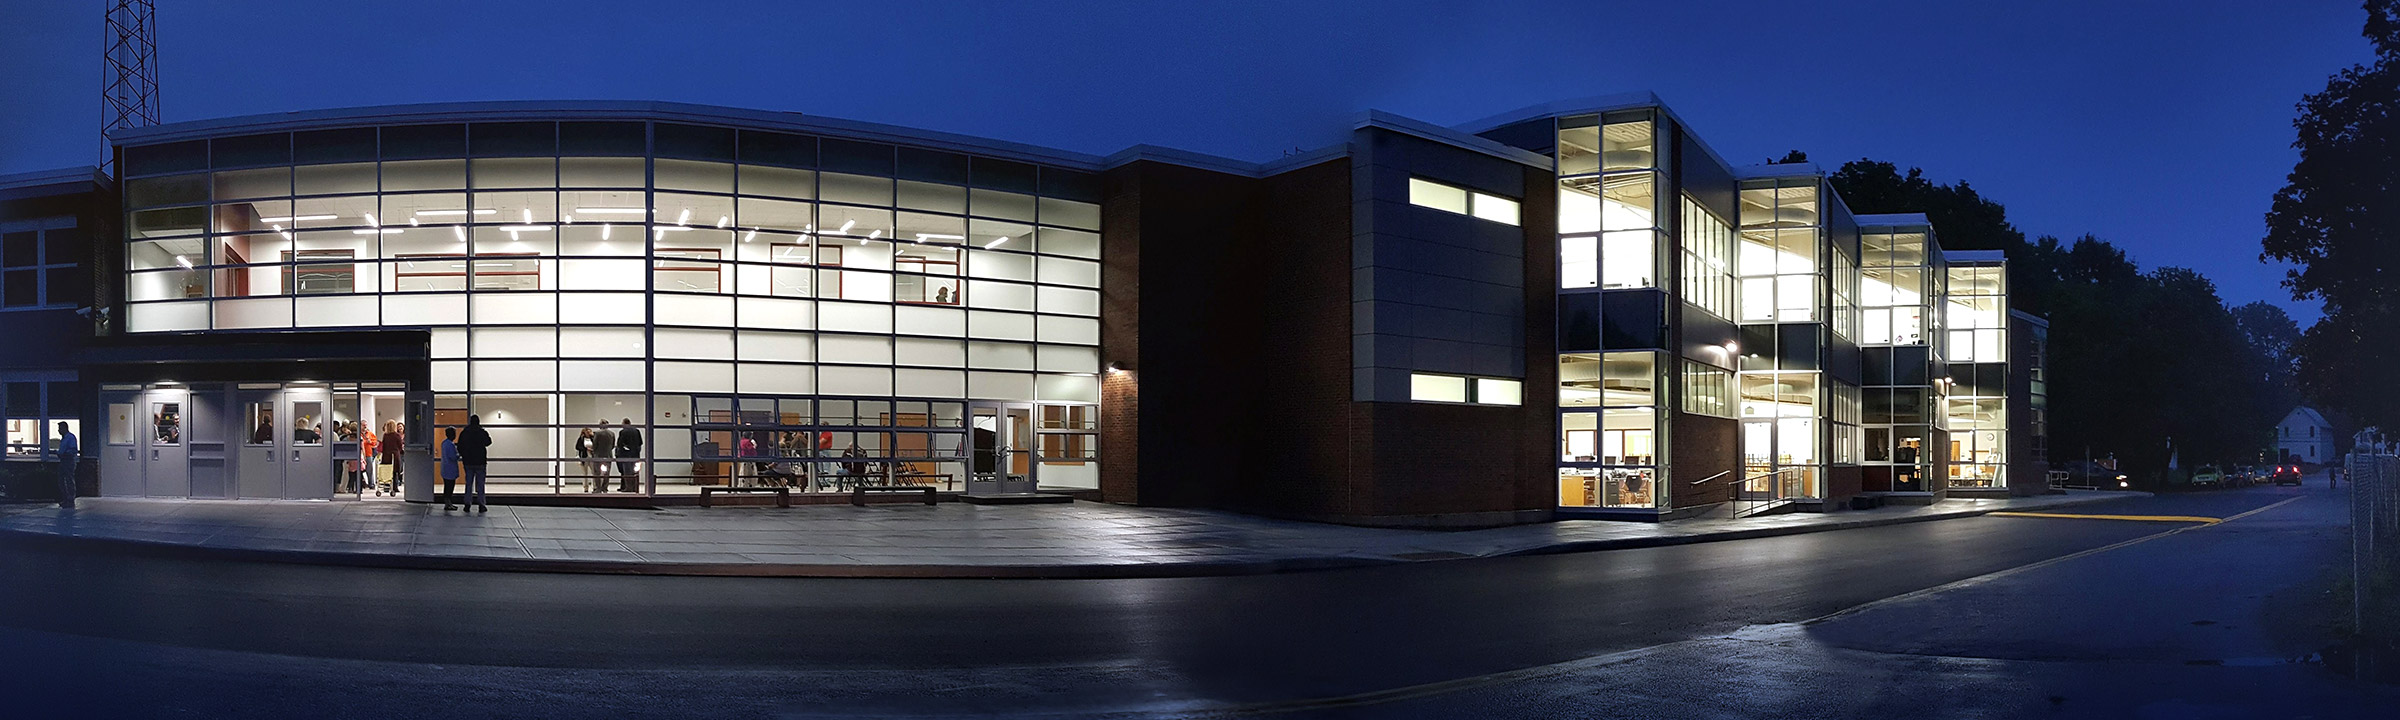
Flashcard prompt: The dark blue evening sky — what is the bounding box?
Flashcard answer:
[0,1,2368,322]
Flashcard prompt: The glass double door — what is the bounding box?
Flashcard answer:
[968,404,1036,494]
[100,389,188,497]
[234,386,335,500]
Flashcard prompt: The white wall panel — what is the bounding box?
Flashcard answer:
[214,297,293,329]
[895,368,966,398]
[1037,344,1100,374]
[561,327,645,357]
[654,293,733,327]
[559,361,646,392]
[896,337,966,367]
[967,371,1036,401]
[293,295,378,328]
[471,360,559,392]
[1038,316,1100,345]
[736,296,814,330]
[819,365,893,396]
[1037,374,1101,403]
[738,363,815,394]
[654,327,736,360]
[383,294,467,326]
[736,330,814,363]
[655,361,734,393]
[128,301,210,332]
[472,292,558,325]
[561,293,642,325]
[819,301,892,334]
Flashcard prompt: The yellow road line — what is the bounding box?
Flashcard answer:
[1989,511,2222,524]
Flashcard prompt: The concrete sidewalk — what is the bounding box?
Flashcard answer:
[0,492,2143,578]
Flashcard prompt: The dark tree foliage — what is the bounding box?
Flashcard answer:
[2262,0,2400,427]
[1771,150,1809,164]
[1831,162,2290,475]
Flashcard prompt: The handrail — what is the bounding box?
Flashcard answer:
[1734,467,1809,518]
[1693,469,1735,485]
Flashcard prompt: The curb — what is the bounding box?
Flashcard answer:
[0,492,2148,580]
[1497,491,2145,558]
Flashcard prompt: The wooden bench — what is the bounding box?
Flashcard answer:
[852,484,937,506]
[699,485,791,508]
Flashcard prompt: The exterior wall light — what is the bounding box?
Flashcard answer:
[1106,362,1127,375]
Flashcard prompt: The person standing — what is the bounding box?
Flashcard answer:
[53,422,78,510]
[592,421,616,492]
[614,418,642,492]
[575,427,600,493]
[439,427,463,511]
[457,415,493,513]
[359,423,380,494]
[378,420,406,497]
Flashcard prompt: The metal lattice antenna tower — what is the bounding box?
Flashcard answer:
[102,0,159,176]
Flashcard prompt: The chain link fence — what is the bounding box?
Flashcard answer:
[2345,453,2399,669]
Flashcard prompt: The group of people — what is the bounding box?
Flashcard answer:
[570,419,645,494]
[336,419,414,496]
[730,431,875,490]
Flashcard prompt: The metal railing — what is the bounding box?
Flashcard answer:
[1735,467,1808,518]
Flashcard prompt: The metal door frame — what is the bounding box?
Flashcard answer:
[233,387,286,499]
[98,390,142,497]
[144,388,190,498]
[285,385,334,499]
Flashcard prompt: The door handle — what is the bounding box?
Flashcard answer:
[292,450,301,463]
[151,449,158,461]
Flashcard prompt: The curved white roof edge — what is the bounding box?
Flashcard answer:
[107,100,1112,171]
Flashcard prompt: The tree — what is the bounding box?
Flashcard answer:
[1770,150,1809,164]
[2262,0,2400,426]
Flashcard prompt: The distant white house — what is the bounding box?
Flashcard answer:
[2276,407,2337,464]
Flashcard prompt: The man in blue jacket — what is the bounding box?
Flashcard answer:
[54,422,78,510]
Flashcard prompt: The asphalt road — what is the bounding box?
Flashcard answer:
[0,486,2351,718]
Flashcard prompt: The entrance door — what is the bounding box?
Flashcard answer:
[186,387,230,498]
[286,387,333,499]
[235,389,286,499]
[968,403,1037,495]
[1000,405,1035,494]
[145,391,189,497]
[99,392,141,497]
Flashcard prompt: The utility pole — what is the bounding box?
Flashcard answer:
[102,0,160,176]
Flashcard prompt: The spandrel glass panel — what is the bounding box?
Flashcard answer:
[382,160,466,192]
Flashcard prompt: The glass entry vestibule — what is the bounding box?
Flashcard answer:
[100,382,420,500]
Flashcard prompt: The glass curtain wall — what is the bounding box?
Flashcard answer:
[1557,110,1667,510]
[1859,226,1942,491]
[1559,351,1661,508]
[1733,177,1826,500]
[121,121,1106,495]
[1945,261,2006,487]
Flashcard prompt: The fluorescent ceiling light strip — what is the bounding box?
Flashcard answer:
[351,229,405,235]
[492,225,552,232]
[837,220,856,235]
[984,237,1009,249]
[916,233,964,240]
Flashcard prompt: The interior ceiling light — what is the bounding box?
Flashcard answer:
[452,226,468,242]
[493,225,551,232]
[351,229,405,235]
[916,233,963,241]
[364,213,379,228]
[716,215,730,229]
[743,229,758,243]
[576,207,647,215]
[174,255,193,269]
[836,220,856,235]
[676,208,691,226]
[601,223,612,241]
[984,237,1009,249]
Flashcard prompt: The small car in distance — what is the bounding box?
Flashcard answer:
[2189,465,2225,487]
[2271,464,2304,486]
